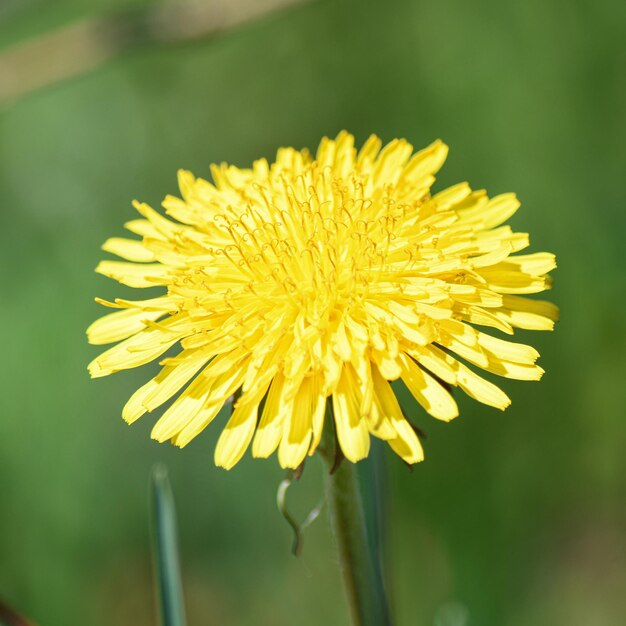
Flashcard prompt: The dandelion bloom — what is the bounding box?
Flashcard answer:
[88,132,557,469]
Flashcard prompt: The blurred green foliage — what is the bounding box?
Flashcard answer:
[0,0,625,625]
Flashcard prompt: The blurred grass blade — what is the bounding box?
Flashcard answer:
[0,599,36,626]
[357,440,391,609]
[150,465,187,626]
[0,0,313,106]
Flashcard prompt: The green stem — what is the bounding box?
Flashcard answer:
[322,454,393,626]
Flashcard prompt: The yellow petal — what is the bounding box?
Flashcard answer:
[432,182,472,210]
[387,418,424,465]
[132,200,181,238]
[352,358,374,417]
[371,365,423,463]
[122,378,154,424]
[457,364,510,409]
[173,357,262,448]
[419,346,511,410]
[172,399,225,447]
[458,193,520,230]
[150,374,215,442]
[95,261,170,288]
[141,351,210,412]
[407,346,457,385]
[331,318,352,361]
[151,354,247,442]
[88,325,184,378]
[214,401,259,469]
[124,219,165,240]
[87,308,166,345]
[477,333,539,364]
[455,305,514,335]
[496,295,560,330]
[332,366,370,462]
[478,268,549,295]
[372,139,414,187]
[321,339,343,395]
[278,377,314,469]
[253,373,288,458]
[371,347,403,380]
[101,237,156,262]
[484,360,544,381]
[503,295,560,319]
[399,353,458,421]
[500,252,557,276]
[469,244,513,269]
[356,134,382,169]
[308,375,327,456]
[316,136,336,168]
[367,401,397,440]
[398,139,448,187]
[438,333,490,369]
[121,351,208,423]
[331,130,357,179]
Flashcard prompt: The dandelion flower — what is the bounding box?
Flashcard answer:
[88,131,558,469]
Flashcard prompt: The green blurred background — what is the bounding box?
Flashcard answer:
[1,0,624,624]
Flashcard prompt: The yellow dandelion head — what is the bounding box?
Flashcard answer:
[88,131,558,470]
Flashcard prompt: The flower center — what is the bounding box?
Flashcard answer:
[206,168,411,328]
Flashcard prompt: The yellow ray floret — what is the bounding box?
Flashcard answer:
[87,131,558,469]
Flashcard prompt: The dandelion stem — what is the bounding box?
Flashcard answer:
[320,423,393,626]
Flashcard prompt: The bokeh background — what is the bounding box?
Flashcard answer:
[1,0,625,624]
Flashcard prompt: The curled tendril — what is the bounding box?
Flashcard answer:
[276,468,325,557]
